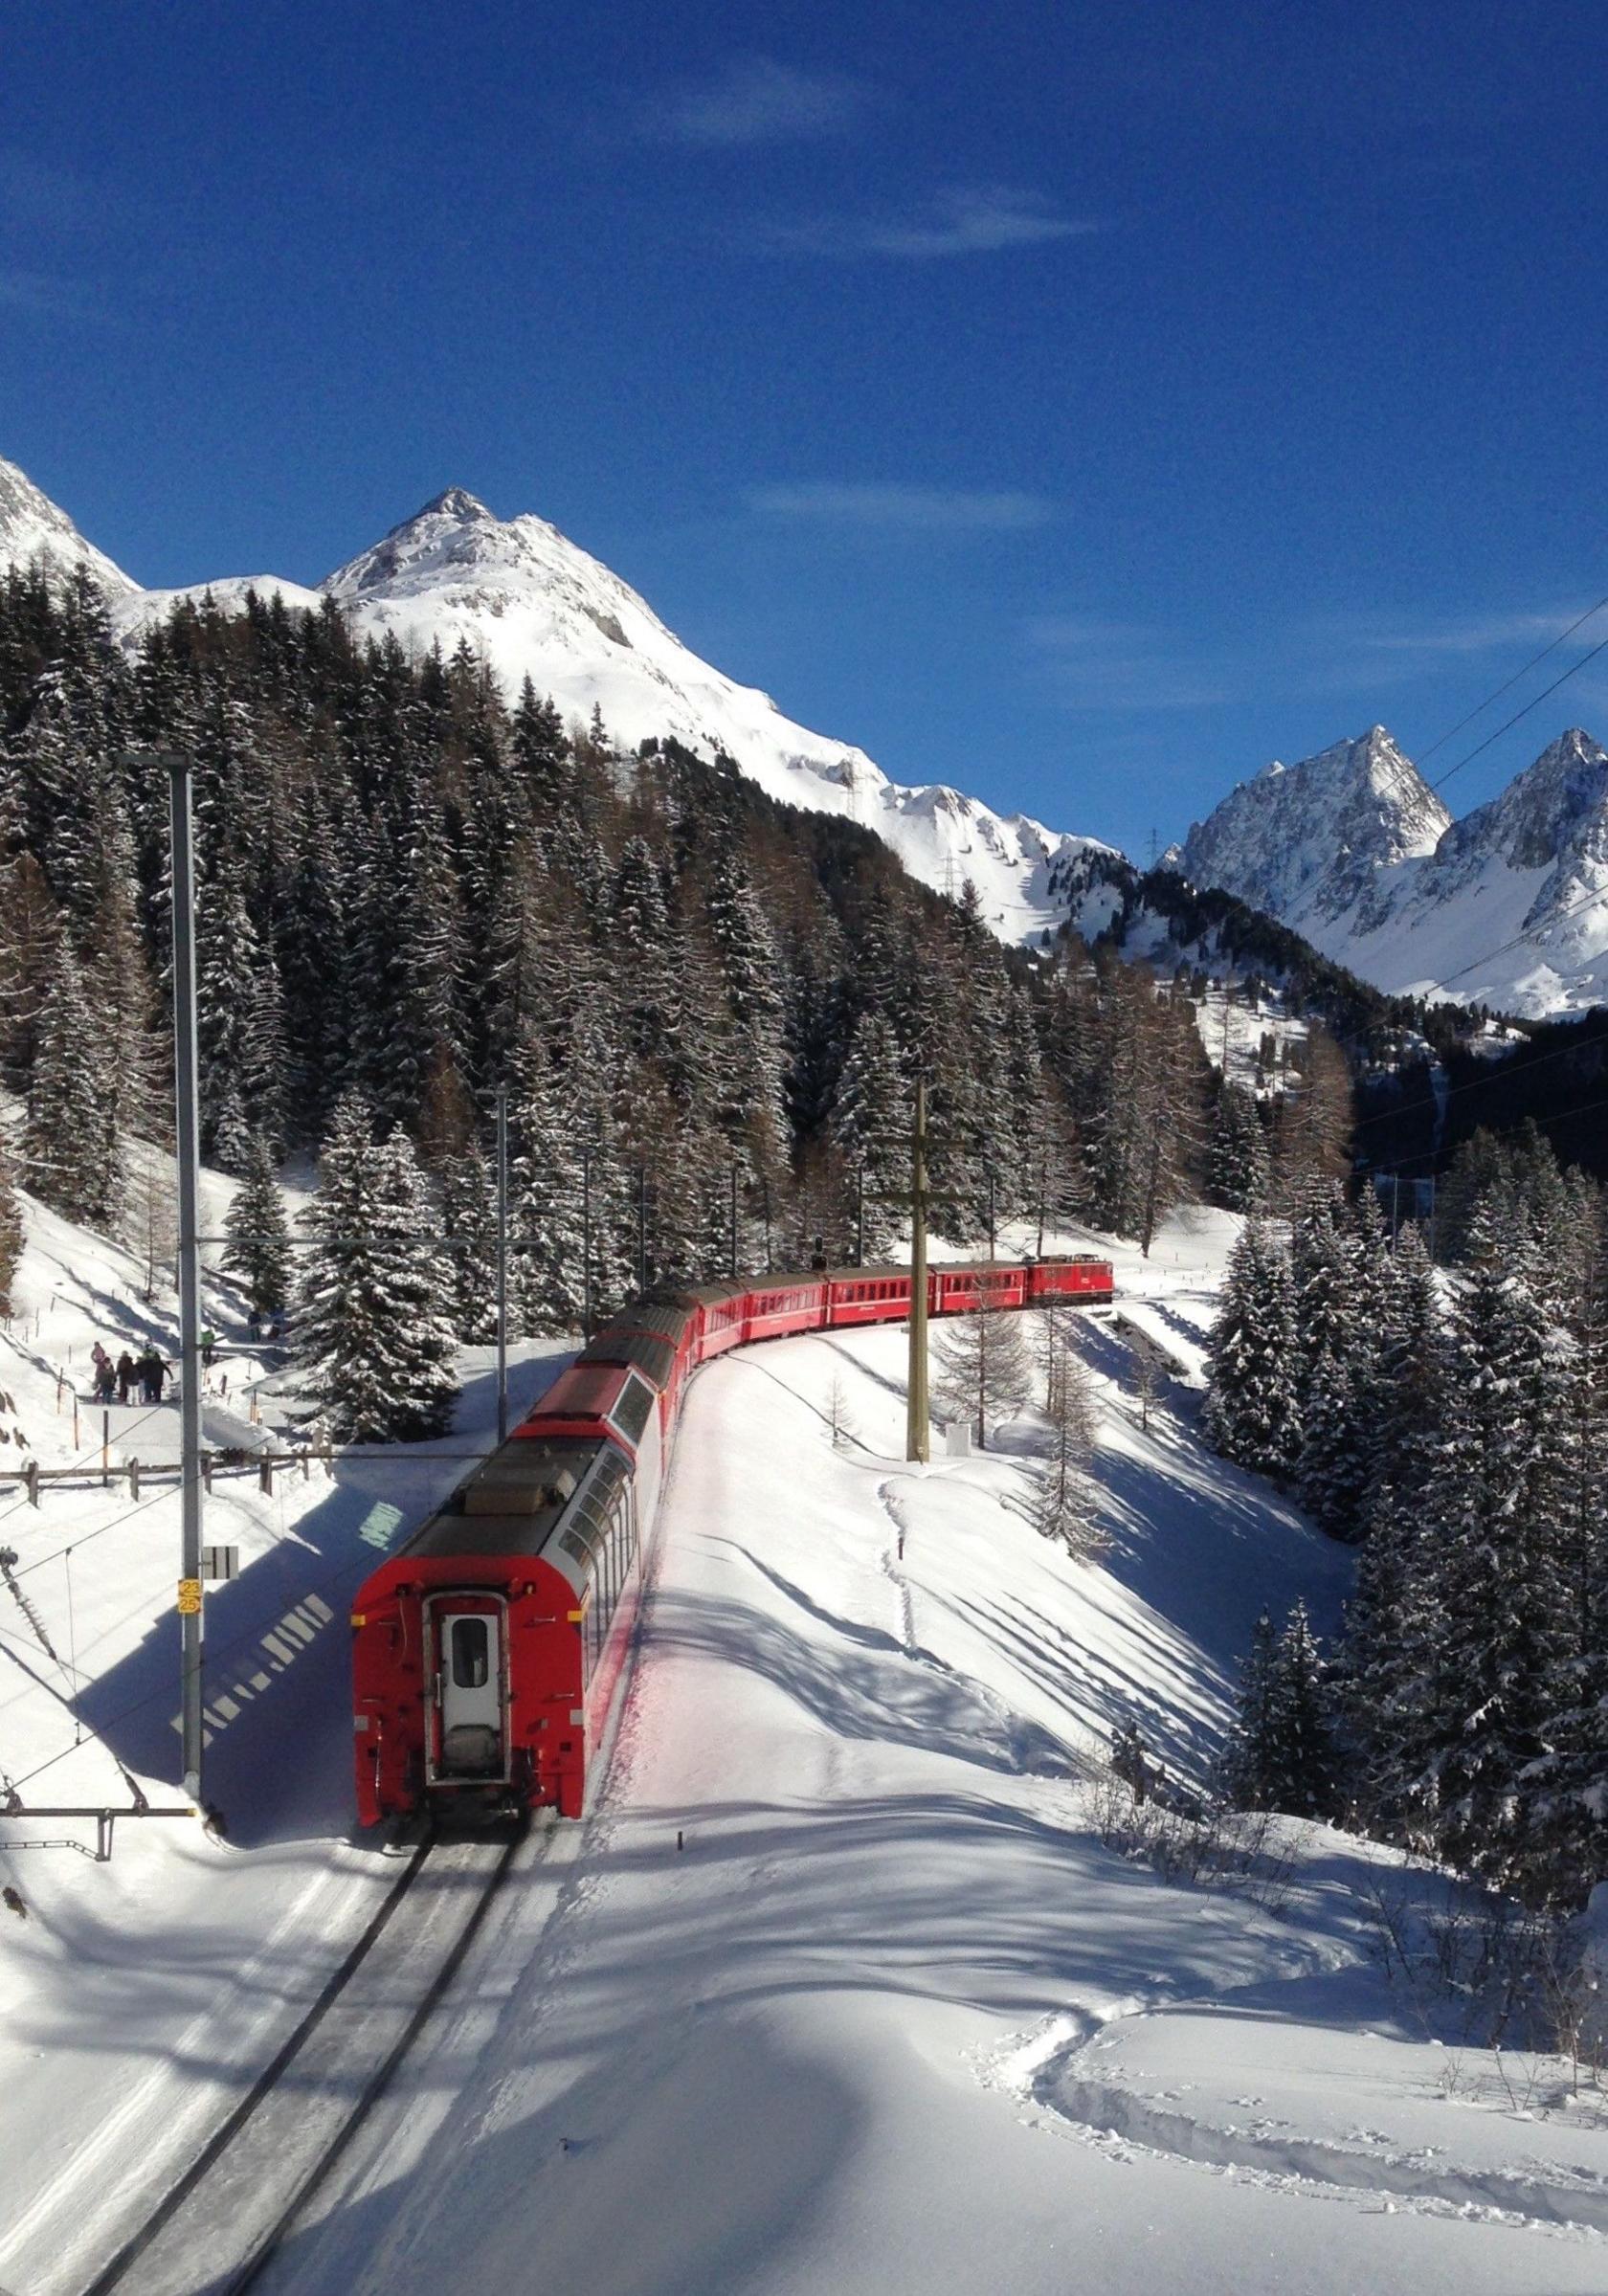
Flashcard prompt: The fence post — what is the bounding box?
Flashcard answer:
[25,1459,39,1508]
[201,1452,212,1496]
[129,1458,140,1501]
[258,1457,273,1495]
[72,1402,79,1448]
[102,1409,110,1488]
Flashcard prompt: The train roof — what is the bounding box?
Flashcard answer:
[591,1294,702,1345]
[577,1326,679,1391]
[398,1435,603,1560]
[391,1432,630,1601]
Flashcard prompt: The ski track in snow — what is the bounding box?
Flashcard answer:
[984,1992,1608,2245]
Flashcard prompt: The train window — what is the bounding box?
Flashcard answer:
[451,1618,490,1689]
[608,1372,656,1448]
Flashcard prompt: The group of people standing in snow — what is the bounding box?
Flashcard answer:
[88,1341,170,1408]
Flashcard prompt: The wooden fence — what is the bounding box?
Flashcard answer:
[0,1439,334,1506]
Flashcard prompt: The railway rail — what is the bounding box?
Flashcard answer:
[78,1824,529,2296]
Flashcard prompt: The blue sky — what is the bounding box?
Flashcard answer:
[5,0,1608,856]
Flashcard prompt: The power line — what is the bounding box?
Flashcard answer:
[1415,591,1608,769]
[1352,1010,1607,1139]
[1426,627,1608,797]
[1364,1085,1608,1180]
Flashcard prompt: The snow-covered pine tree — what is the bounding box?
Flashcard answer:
[436,1148,500,1342]
[1515,1186,1608,1906]
[509,1056,590,1333]
[1202,1222,1301,1479]
[1219,1603,1338,1816]
[23,946,119,1228]
[1218,1611,1279,1809]
[932,1273,1032,1450]
[1209,1080,1269,1213]
[1265,1600,1340,1817]
[704,834,789,1175]
[1408,1213,1574,1887]
[0,851,64,1090]
[223,1131,293,1323]
[831,1010,909,1262]
[295,1097,458,1442]
[0,1118,21,1315]
[1289,1189,1380,1537]
[1344,1221,1448,1835]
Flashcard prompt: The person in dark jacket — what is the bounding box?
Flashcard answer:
[116,1351,136,1405]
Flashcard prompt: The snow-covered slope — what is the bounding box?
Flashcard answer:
[0,453,138,600]
[1172,724,1608,1015]
[8,1203,1605,2296]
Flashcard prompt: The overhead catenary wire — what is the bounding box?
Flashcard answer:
[1414,591,1608,770]
[1363,1085,1608,1181]
[1167,582,1608,1033]
[1423,625,1608,797]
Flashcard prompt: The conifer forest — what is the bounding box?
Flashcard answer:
[2,564,1604,1915]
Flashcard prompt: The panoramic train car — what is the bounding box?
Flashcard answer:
[352,1249,1114,1827]
[351,1353,666,1825]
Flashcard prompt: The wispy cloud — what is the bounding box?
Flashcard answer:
[771,184,1103,259]
[1026,615,1232,712]
[749,481,1057,532]
[1333,608,1580,658]
[643,57,872,147]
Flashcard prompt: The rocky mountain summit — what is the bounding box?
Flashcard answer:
[1172,724,1608,1015]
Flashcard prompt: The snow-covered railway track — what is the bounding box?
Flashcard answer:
[78,1827,526,2296]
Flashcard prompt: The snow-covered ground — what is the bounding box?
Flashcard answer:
[4,1203,1607,2294]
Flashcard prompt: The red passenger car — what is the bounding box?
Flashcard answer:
[350,1250,1113,1827]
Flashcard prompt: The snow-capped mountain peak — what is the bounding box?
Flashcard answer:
[0,453,139,599]
[1174,722,1608,1015]
[0,453,1112,944]
[1173,725,1451,932]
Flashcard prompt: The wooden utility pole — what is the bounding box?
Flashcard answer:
[907,1078,930,1463]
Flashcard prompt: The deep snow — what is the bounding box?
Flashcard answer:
[5,1203,1608,2293]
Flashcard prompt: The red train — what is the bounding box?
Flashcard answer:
[350,1254,1113,1827]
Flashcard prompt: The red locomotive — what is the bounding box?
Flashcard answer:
[350,1254,1113,1827]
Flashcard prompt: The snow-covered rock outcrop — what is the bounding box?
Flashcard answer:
[0,453,139,600]
[1172,724,1608,1015]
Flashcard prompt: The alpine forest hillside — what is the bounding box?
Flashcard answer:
[0,563,1355,1324]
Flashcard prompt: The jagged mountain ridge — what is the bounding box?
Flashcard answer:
[0,457,1111,947]
[1172,724,1608,1016]
[8,448,1608,1013]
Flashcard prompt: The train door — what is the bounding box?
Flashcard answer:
[426,1596,508,1784]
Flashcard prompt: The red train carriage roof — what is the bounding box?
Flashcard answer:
[577,1327,680,1390]
[594,1291,703,1344]
[518,1361,659,1453]
[392,1435,604,1561]
[363,1428,629,1606]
